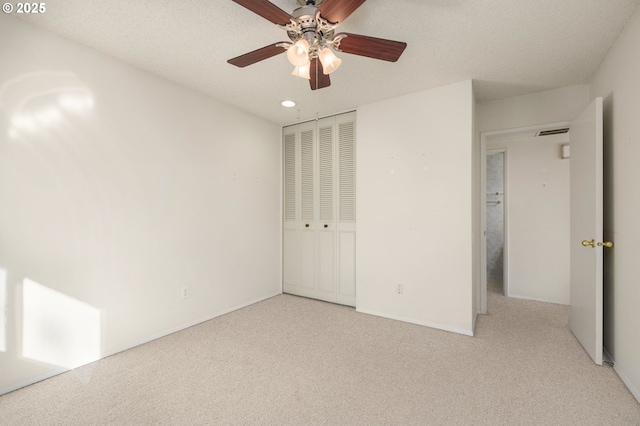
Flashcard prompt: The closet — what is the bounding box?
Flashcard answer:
[282,111,356,307]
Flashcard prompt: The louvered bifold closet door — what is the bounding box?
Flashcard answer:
[298,121,317,298]
[282,129,299,295]
[281,112,356,306]
[336,112,357,306]
[316,117,337,302]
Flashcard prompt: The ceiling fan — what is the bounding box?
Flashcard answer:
[227,0,407,90]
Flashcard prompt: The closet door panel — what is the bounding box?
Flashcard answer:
[299,230,316,297]
[283,132,297,222]
[336,112,356,306]
[337,231,356,305]
[318,124,334,222]
[300,127,315,222]
[283,229,298,293]
[297,122,317,297]
[318,230,335,300]
[338,116,356,223]
[282,129,299,294]
[317,118,337,302]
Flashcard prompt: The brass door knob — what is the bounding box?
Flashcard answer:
[582,239,596,248]
[582,239,614,248]
[305,224,310,228]
[324,224,328,228]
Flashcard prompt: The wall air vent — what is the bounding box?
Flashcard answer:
[537,128,570,137]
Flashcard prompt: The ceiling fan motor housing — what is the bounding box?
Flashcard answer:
[296,0,323,6]
[287,5,337,57]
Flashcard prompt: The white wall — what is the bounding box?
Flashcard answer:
[487,134,571,304]
[477,85,589,133]
[589,7,640,402]
[356,80,475,335]
[0,16,281,393]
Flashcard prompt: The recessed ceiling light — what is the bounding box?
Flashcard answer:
[281,100,296,108]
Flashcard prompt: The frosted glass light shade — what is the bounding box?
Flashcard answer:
[287,40,310,67]
[318,47,342,75]
[292,62,311,79]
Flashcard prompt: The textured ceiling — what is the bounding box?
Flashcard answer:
[13,0,640,125]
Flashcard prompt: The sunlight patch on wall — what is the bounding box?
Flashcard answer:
[0,268,6,352]
[22,278,101,369]
[0,71,94,141]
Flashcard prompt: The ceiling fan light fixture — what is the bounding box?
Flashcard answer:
[292,62,311,79]
[228,0,407,91]
[287,39,310,67]
[318,47,342,75]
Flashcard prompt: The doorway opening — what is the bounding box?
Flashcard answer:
[479,121,571,314]
[486,150,505,296]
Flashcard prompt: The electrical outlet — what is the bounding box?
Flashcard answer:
[181,287,189,299]
[396,284,403,294]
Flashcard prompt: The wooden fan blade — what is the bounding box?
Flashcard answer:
[318,0,367,24]
[227,43,287,67]
[309,58,331,90]
[231,0,293,25]
[336,33,407,62]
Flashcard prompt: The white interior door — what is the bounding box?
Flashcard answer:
[570,97,604,365]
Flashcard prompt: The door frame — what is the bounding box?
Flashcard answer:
[479,121,570,314]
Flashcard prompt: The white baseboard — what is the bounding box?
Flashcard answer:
[102,291,282,359]
[603,347,614,364]
[507,293,569,306]
[356,308,474,337]
[614,366,640,404]
[0,367,69,396]
[0,291,282,396]
[603,348,640,404]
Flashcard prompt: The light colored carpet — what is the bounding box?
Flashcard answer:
[1,292,639,425]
